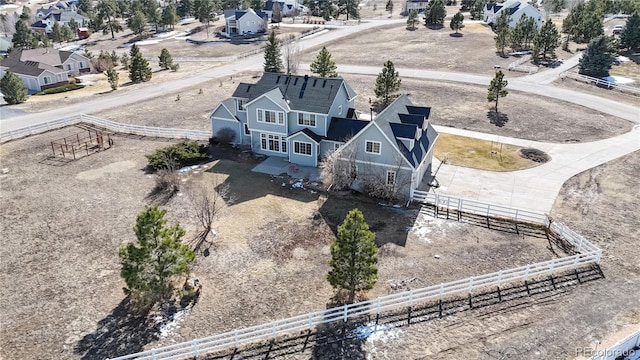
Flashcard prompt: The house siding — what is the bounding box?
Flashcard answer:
[212,118,241,144]
[287,111,327,137]
[346,124,411,170]
[320,140,341,158]
[288,133,317,167]
[246,97,288,134]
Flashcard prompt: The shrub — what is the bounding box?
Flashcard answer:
[91,56,113,72]
[216,127,236,144]
[146,141,208,171]
[37,84,84,95]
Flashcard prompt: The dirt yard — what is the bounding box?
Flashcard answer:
[0,129,571,360]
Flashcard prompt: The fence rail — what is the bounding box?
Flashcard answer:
[590,328,640,360]
[0,114,210,143]
[560,71,640,96]
[109,194,602,360]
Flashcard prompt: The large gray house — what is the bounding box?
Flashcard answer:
[209,73,438,199]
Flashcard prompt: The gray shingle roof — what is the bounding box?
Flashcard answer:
[372,95,435,168]
[0,49,67,77]
[231,72,354,114]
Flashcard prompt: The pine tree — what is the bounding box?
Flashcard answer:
[450,11,465,34]
[310,47,338,77]
[620,13,640,51]
[61,25,74,42]
[96,0,123,39]
[119,206,195,310]
[424,0,446,26]
[194,0,216,38]
[532,18,560,60]
[0,71,28,105]
[385,0,393,14]
[127,10,147,35]
[106,67,119,90]
[272,1,283,22]
[51,22,63,43]
[375,60,401,107]
[128,44,152,83]
[407,9,419,30]
[162,4,179,30]
[158,48,173,70]
[263,30,283,73]
[487,70,508,113]
[327,209,378,304]
[579,35,614,78]
[12,20,34,49]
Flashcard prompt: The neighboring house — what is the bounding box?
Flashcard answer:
[483,0,543,28]
[263,0,307,17]
[32,0,89,34]
[0,48,90,92]
[332,95,438,200]
[402,0,429,15]
[223,9,269,37]
[209,73,438,199]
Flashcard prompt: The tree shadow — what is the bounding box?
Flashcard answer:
[449,32,464,37]
[494,51,509,58]
[425,24,444,30]
[487,110,509,127]
[74,298,160,360]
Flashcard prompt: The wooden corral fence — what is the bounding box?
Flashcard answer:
[0,114,210,143]
[508,55,538,74]
[589,328,640,360]
[50,128,113,159]
[560,72,640,96]
[108,195,602,360]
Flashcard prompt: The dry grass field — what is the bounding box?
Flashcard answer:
[0,129,568,360]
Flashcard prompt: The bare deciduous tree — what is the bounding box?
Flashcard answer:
[186,176,231,251]
[282,34,302,74]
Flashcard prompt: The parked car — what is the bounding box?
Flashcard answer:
[613,25,624,35]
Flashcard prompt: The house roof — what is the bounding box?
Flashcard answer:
[326,117,368,142]
[287,128,323,143]
[232,73,356,114]
[372,95,435,168]
[0,49,66,76]
[19,48,76,67]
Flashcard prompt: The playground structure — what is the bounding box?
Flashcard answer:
[50,129,113,160]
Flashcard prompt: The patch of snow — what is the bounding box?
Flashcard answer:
[154,309,188,338]
[602,75,635,84]
[58,45,84,52]
[408,216,452,243]
[135,39,162,45]
[177,165,201,173]
[291,180,304,188]
[616,56,631,62]
[353,322,401,341]
[152,31,178,38]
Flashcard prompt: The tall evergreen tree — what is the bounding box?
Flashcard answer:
[374,60,401,107]
[263,30,283,73]
[162,4,179,30]
[119,206,195,310]
[177,0,194,17]
[0,71,28,105]
[68,18,80,38]
[407,9,419,30]
[61,24,74,42]
[487,70,508,113]
[494,25,510,55]
[12,20,34,49]
[579,35,614,78]
[272,1,283,22]
[128,44,152,83]
[450,11,465,34]
[78,0,94,14]
[424,0,446,26]
[127,10,148,34]
[327,209,378,304]
[337,0,359,20]
[106,67,119,90]
[158,48,174,70]
[51,22,63,43]
[96,0,123,39]
[532,18,560,59]
[620,13,640,51]
[194,0,216,38]
[310,46,338,77]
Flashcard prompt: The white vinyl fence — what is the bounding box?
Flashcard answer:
[0,114,210,143]
[109,195,602,360]
[560,72,640,96]
[590,329,640,360]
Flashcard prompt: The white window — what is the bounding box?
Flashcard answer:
[386,170,396,186]
[43,77,51,84]
[260,133,287,153]
[258,109,285,125]
[238,99,247,111]
[365,141,381,154]
[293,141,312,156]
[298,113,316,127]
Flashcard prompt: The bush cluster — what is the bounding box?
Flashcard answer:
[146,141,208,171]
[38,84,84,95]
